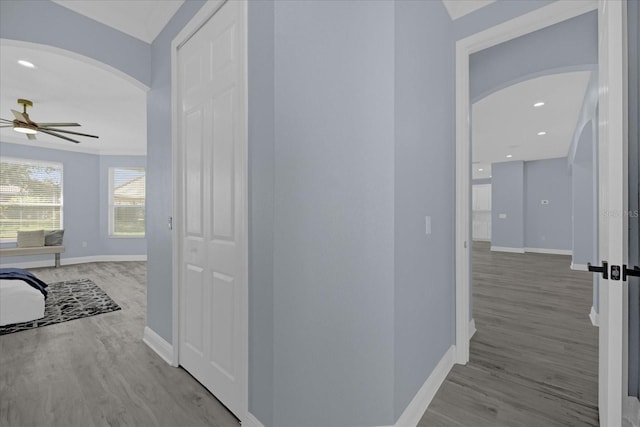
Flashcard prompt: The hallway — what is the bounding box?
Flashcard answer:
[420,242,598,426]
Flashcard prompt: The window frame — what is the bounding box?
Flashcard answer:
[0,156,64,243]
[108,167,146,238]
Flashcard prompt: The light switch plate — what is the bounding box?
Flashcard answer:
[425,216,431,235]
[541,200,549,205]
[499,213,507,219]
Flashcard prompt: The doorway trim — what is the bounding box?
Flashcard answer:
[453,0,597,361]
[170,0,249,423]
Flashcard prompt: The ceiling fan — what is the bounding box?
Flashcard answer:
[0,98,99,144]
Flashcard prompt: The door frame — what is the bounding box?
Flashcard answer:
[454,0,628,422]
[170,0,249,423]
[454,0,598,364]
[597,0,629,423]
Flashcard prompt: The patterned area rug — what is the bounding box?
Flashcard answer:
[0,278,121,335]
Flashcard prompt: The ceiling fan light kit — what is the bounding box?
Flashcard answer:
[0,98,99,144]
[13,123,37,134]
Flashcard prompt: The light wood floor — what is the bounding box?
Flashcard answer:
[419,241,599,426]
[0,262,239,427]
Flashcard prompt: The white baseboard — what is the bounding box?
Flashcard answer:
[0,254,147,269]
[385,345,455,427]
[469,319,477,340]
[571,263,589,271]
[243,413,266,427]
[490,246,572,256]
[589,306,599,327]
[491,246,525,253]
[525,247,572,256]
[143,326,174,365]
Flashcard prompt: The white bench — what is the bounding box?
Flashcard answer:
[0,246,65,268]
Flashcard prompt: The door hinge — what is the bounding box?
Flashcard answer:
[168,216,173,230]
[588,261,608,279]
[623,265,640,281]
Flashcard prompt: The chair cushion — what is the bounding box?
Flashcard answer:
[44,229,65,246]
[16,230,45,248]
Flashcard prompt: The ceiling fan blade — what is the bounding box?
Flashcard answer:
[38,129,80,144]
[38,127,99,138]
[27,134,37,140]
[11,109,32,124]
[0,117,14,123]
[35,122,81,127]
[0,125,13,128]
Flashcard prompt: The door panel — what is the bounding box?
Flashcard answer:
[184,265,204,355]
[178,0,245,418]
[212,88,235,240]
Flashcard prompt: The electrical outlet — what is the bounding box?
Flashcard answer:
[541,200,549,205]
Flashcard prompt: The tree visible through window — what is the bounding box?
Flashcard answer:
[0,157,63,240]
[109,167,145,237]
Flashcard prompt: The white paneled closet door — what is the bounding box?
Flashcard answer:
[177,0,246,419]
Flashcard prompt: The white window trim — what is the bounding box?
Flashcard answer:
[0,156,64,243]
[108,167,145,238]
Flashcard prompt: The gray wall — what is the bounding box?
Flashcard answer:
[248,0,275,424]
[394,0,455,419]
[491,161,525,249]
[492,158,573,251]
[272,2,396,425]
[146,0,206,345]
[469,10,597,102]
[524,158,572,251]
[572,124,596,266]
[0,142,146,264]
[628,0,640,400]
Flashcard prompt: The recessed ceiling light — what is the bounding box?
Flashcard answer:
[533,101,545,107]
[537,131,547,136]
[506,154,513,158]
[17,60,35,69]
[478,168,484,172]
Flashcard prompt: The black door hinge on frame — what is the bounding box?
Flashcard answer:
[623,265,640,281]
[588,261,608,279]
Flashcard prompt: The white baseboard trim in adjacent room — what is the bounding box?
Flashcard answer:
[143,326,174,365]
[244,413,266,427]
[0,254,147,269]
[491,246,525,253]
[570,263,589,271]
[389,345,455,427]
[589,306,599,327]
[524,247,572,256]
[469,319,477,340]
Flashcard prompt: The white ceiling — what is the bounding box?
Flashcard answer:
[0,43,147,155]
[52,0,184,44]
[472,71,592,179]
[441,0,495,20]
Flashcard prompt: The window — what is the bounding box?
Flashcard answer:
[0,157,63,241]
[109,167,145,237]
